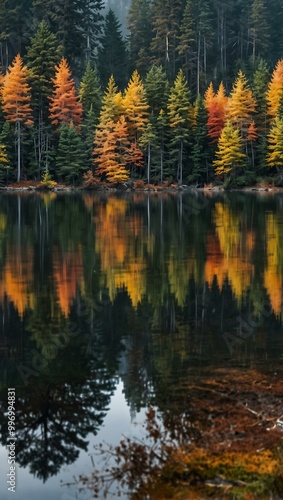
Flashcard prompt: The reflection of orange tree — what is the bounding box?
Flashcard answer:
[0,244,34,317]
[205,203,254,302]
[264,214,283,317]
[94,197,147,307]
[53,245,85,316]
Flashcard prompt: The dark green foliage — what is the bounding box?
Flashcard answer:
[56,125,87,184]
[97,10,128,90]
[190,95,210,184]
[128,0,153,75]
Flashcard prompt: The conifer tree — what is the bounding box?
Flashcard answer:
[144,65,169,118]
[205,81,227,143]
[226,70,257,141]
[2,54,33,181]
[140,118,158,183]
[56,123,87,184]
[266,59,283,120]
[128,0,153,75]
[98,10,128,90]
[266,117,283,169]
[123,70,149,143]
[167,69,192,185]
[213,121,245,178]
[79,63,102,119]
[49,57,82,128]
[191,95,209,183]
[177,0,195,82]
[249,0,270,63]
[26,21,62,175]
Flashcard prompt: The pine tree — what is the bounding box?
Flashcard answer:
[144,65,169,118]
[213,121,246,178]
[191,95,209,183]
[94,116,130,183]
[49,57,82,128]
[177,0,195,82]
[26,20,62,175]
[2,54,33,181]
[33,0,104,72]
[151,0,184,79]
[266,59,283,120]
[56,123,87,184]
[249,0,270,63]
[97,75,124,129]
[128,0,153,75]
[226,70,257,141]
[266,116,283,169]
[167,69,192,185]
[98,10,128,90]
[79,63,102,119]
[123,70,149,143]
[205,81,227,143]
[140,118,158,183]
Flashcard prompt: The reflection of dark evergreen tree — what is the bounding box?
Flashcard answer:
[0,351,115,482]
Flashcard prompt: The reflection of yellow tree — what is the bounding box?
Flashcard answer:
[0,245,34,317]
[205,203,254,301]
[264,214,282,317]
[94,197,148,307]
[53,246,85,316]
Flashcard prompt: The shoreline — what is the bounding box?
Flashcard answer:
[1,182,283,194]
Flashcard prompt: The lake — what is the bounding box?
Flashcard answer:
[0,190,283,499]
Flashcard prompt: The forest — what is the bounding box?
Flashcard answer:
[1,0,283,187]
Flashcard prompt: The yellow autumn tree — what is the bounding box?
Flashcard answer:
[213,121,246,177]
[266,116,283,169]
[2,54,33,181]
[226,70,257,141]
[123,70,149,143]
[266,59,283,120]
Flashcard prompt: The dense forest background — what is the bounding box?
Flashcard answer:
[1,0,283,186]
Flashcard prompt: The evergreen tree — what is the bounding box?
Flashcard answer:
[151,0,184,80]
[140,118,158,183]
[56,124,87,183]
[249,0,270,63]
[266,116,283,169]
[213,121,245,178]
[26,21,62,176]
[98,10,128,90]
[79,63,102,119]
[144,65,169,118]
[33,0,103,72]
[167,69,192,184]
[177,0,195,83]
[190,95,209,183]
[128,0,153,76]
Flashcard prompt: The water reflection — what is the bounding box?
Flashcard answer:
[0,191,283,488]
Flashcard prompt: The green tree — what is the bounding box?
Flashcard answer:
[249,0,270,63]
[144,65,169,118]
[98,10,128,90]
[190,95,209,184]
[26,21,62,176]
[56,124,87,184]
[213,121,246,178]
[167,69,192,185]
[128,0,153,75]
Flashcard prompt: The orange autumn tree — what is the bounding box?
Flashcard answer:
[2,54,33,181]
[266,59,283,120]
[49,57,82,128]
[205,81,228,142]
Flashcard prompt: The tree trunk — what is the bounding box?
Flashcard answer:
[17,121,21,182]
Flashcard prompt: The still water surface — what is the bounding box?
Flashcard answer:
[0,191,283,498]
